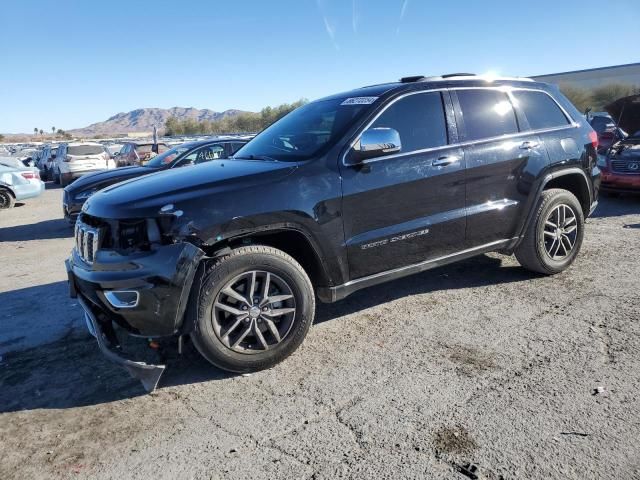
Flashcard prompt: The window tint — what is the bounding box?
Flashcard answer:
[512,90,569,130]
[371,92,447,152]
[457,90,519,141]
[67,145,105,155]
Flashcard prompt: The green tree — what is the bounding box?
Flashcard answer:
[163,99,308,136]
[39,129,43,135]
[591,83,640,111]
[51,126,55,134]
[34,127,38,136]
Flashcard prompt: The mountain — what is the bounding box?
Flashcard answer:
[69,107,248,136]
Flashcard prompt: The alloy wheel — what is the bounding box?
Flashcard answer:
[212,270,296,354]
[543,204,578,260]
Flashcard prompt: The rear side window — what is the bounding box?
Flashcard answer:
[457,89,519,141]
[512,90,570,130]
[371,92,448,152]
[67,145,105,155]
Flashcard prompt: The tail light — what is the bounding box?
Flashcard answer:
[21,171,40,180]
[589,130,599,149]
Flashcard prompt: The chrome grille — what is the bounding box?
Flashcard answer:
[74,221,101,264]
[611,160,640,174]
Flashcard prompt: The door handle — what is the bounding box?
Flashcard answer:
[432,156,458,167]
[519,141,539,150]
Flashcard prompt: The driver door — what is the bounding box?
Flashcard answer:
[339,90,467,279]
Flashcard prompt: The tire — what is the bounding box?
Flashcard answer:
[60,175,70,187]
[190,245,315,373]
[0,189,15,209]
[515,188,585,275]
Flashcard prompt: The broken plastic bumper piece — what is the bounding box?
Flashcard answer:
[77,295,166,392]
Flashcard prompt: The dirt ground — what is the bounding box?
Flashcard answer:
[1,184,639,480]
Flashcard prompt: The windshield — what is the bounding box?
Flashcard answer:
[68,145,105,156]
[145,144,192,168]
[233,98,371,161]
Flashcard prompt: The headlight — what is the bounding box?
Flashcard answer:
[596,155,608,168]
[76,189,97,200]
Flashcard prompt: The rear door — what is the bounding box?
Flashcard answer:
[340,90,467,279]
[452,88,548,247]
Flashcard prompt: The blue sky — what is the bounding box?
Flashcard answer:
[1,0,638,133]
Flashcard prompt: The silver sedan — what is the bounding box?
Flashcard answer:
[0,164,45,209]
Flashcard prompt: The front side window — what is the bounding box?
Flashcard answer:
[370,92,447,152]
[176,144,226,167]
[512,90,570,130]
[145,144,192,167]
[457,89,519,141]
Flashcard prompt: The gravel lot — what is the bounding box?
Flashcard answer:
[1,183,639,480]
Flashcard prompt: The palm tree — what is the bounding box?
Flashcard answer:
[51,126,55,134]
[34,127,38,136]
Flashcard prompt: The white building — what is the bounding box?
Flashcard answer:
[531,63,640,89]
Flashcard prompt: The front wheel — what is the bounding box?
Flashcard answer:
[190,245,315,373]
[515,188,585,275]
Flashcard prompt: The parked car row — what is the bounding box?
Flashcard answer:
[62,137,249,220]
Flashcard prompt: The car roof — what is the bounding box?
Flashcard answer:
[318,74,548,103]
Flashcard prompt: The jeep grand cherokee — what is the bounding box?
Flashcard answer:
[66,74,600,390]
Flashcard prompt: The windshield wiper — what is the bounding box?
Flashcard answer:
[232,154,279,162]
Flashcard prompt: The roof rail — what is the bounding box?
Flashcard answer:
[441,72,476,78]
[419,74,535,83]
[399,75,426,83]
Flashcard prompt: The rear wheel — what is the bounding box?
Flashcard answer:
[60,174,70,187]
[190,245,315,373]
[0,189,15,209]
[515,188,585,274]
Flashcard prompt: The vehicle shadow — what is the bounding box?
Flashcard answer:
[0,218,73,242]
[315,254,536,323]
[0,254,535,413]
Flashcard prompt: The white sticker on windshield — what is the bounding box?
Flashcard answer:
[340,96,378,106]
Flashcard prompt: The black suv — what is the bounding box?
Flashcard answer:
[66,74,600,390]
[63,138,249,221]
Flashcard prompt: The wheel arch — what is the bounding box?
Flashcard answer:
[200,227,332,289]
[0,183,16,197]
[510,168,593,252]
[541,169,592,216]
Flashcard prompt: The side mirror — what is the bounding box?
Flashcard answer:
[348,127,402,164]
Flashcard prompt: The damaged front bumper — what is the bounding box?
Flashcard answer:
[66,241,205,391]
[78,295,166,392]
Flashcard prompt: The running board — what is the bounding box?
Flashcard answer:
[317,239,515,303]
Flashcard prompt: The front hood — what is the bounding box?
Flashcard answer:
[83,159,297,219]
[66,166,155,193]
[605,94,640,135]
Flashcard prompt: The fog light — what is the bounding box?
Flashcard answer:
[104,290,139,309]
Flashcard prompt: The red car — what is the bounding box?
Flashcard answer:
[598,94,640,194]
[114,142,169,167]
